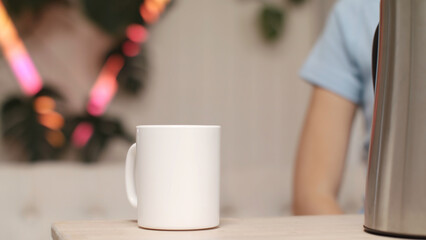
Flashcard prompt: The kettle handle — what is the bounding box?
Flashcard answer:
[372,24,379,90]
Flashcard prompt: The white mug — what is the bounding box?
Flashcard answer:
[125,125,220,230]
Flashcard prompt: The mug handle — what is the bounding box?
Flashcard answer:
[125,143,138,208]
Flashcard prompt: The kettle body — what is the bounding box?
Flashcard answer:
[365,0,426,238]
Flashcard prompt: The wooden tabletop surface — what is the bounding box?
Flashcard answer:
[52,214,395,240]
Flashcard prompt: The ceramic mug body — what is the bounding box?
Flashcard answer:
[125,125,220,230]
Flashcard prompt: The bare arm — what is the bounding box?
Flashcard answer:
[292,86,357,215]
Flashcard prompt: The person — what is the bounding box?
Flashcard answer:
[292,0,380,215]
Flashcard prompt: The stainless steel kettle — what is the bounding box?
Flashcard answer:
[365,0,426,238]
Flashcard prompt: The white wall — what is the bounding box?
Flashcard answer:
[108,0,365,217]
[131,0,317,216]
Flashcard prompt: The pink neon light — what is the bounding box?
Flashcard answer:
[0,2,42,95]
[126,24,148,43]
[8,50,43,95]
[122,40,140,57]
[87,55,124,116]
[72,122,94,147]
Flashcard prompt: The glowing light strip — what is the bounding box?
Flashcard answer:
[72,122,94,147]
[87,54,124,116]
[140,0,170,24]
[0,1,42,95]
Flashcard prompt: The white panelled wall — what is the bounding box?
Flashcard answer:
[0,0,367,240]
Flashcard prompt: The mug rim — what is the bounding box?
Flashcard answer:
[136,125,220,128]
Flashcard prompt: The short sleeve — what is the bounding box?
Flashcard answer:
[300,0,363,104]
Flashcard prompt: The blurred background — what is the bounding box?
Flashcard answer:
[0,0,367,239]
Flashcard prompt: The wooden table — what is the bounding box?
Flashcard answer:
[52,215,396,240]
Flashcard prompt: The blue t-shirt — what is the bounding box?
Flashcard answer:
[300,0,380,160]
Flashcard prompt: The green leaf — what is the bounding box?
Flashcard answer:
[259,4,285,42]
